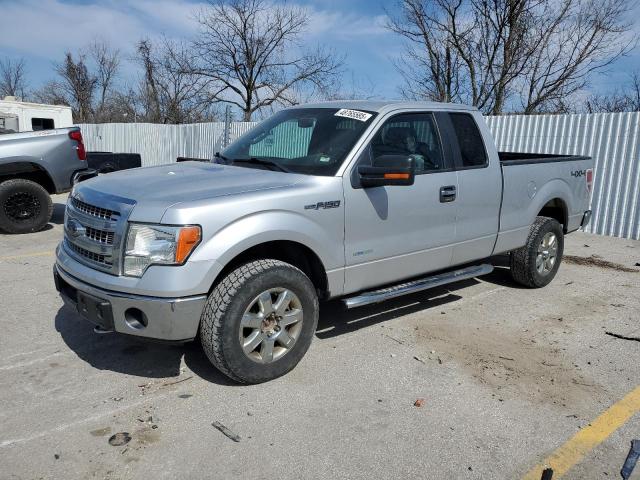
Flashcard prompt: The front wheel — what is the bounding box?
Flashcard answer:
[510,216,564,288]
[200,259,319,384]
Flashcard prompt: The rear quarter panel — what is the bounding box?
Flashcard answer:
[495,157,593,254]
[0,129,86,192]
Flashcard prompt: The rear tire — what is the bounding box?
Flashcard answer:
[0,179,53,234]
[510,216,564,288]
[200,259,319,384]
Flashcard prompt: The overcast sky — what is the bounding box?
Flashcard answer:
[1,0,639,103]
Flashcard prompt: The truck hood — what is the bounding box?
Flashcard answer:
[76,162,303,222]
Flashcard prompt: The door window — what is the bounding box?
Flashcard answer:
[448,113,487,168]
[369,113,444,174]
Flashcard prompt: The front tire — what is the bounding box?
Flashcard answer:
[200,259,319,384]
[0,179,53,234]
[510,216,564,288]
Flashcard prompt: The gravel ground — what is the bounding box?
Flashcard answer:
[1,193,639,480]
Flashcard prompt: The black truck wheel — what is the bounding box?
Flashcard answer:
[0,179,53,234]
[200,259,319,384]
[510,216,564,288]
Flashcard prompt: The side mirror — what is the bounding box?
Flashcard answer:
[358,155,415,188]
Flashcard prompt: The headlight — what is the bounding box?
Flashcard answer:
[123,223,201,277]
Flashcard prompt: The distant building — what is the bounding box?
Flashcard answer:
[0,96,73,134]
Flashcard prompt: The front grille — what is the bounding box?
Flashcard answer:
[64,194,133,275]
[85,226,115,245]
[66,241,111,266]
[71,197,119,220]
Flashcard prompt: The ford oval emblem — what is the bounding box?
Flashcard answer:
[67,219,86,237]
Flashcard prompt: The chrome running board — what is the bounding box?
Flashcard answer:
[342,264,493,309]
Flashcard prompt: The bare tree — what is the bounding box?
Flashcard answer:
[388,0,635,115]
[585,73,640,112]
[90,40,121,121]
[387,0,463,102]
[0,57,28,99]
[137,38,216,124]
[521,0,634,113]
[188,0,343,121]
[137,39,162,123]
[41,52,98,122]
[388,0,533,114]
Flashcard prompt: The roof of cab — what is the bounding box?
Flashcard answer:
[288,100,477,114]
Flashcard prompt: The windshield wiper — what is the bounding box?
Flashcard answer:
[232,157,290,173]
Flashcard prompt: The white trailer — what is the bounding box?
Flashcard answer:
[0,96,73,133]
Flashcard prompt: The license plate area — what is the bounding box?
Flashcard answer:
[76,291,114,331]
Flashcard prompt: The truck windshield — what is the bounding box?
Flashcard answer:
[222,108,377,176]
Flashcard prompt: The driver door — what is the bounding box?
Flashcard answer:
[342,112,458,294]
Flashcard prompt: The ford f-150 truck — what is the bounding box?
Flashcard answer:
[0,127,95,233]
[53,101,594,383]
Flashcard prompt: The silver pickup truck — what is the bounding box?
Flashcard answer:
[0,127,94,233]
[54,101,593,383]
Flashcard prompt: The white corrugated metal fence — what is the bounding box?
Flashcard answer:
[486,113,640,240]
[78,112,640,240]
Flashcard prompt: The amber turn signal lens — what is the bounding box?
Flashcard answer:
[175,226,201,263]
[383,173,410,180]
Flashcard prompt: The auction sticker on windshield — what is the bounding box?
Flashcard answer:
[335,109,372,122]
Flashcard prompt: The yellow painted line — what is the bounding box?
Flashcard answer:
[0,251,54,261]
[522,385,640,479]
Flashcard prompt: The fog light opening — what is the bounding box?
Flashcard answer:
[124,308,148,330]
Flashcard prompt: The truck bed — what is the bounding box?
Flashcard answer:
[494,151,593,255]
[499,151,589,165]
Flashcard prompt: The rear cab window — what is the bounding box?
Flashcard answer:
[448,113,488,169]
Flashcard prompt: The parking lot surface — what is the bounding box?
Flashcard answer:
[1,194,639,479]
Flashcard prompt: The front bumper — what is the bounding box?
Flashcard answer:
[54,264,207,341]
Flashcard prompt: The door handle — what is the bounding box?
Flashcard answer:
[440,185,456,203]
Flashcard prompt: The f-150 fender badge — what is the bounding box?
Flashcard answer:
[304,200,341,210]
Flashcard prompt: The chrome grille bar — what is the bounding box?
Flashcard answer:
[70,197,119,220]
[63,192,135,275]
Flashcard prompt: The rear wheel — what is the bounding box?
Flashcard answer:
[510,216,564,288]
[200,259,319,384]
[0,179,52,234]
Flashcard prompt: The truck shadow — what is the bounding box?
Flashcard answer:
[315,280,474,339]
[481,255,531,289]
[53,267,518,385]
[54,307,238,386]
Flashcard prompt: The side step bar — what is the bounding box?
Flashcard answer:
[342,263,493,309]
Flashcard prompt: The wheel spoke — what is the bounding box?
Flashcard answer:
[276,329,294,348]
[258,291,274,315]
[536,254,544,272]
[273,290,293,316]
[280,308,302,327]
[243,330,263,353]
[261,338,275,362]
[241,312,262,329]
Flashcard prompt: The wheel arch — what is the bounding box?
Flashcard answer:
[538,197,568,233]
[211,240,330,300]
[0,161,56,194]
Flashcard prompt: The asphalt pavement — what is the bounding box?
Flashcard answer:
[1,193,639,479]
